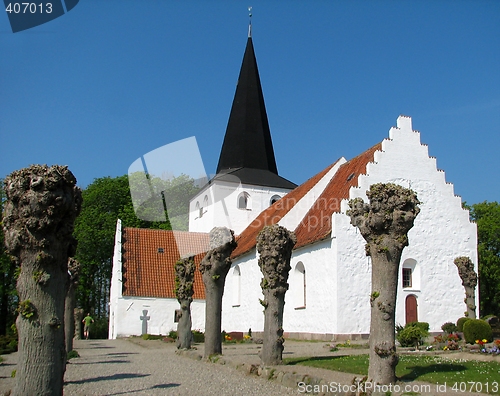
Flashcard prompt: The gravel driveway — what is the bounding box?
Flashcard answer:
[1,338,297,395]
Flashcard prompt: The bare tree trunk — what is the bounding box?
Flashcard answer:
[256,225,296,366]
[348,183,420,386]
[65,258,80,354]
[454,256,478,319]
[74,308,84,340]
[200,227,236,358]
[174,255,195,349]
[3,165,82,396]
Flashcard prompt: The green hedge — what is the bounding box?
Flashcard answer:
[456,317,471,332]
[462,319,492,344]
[396,322,429,348]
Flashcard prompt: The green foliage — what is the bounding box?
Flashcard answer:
[462,319,492,344]
[17,299,36,319]
[466,201,500,316]
[74,174,199,320]
[88,317,109,339]
[141,334,164,340]
[67,350,80,360]
[0,179,18,335]
[396,322,429,348]
[284,354,500,388]
[192,330,204,343]
[441,322,458,334]
[0,333,18,354]
[457,317,471,332]
[168,330,178,340]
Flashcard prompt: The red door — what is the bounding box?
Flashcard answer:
[405,295,418,324]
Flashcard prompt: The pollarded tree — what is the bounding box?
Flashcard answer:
[74,308,84,340]
[256,224,296,366]
[174,255,195,349]
[65,257,80,354]
[454,256,478,319]
[199,227,237,358]
[348,183,420,386]
[3,165,82,396]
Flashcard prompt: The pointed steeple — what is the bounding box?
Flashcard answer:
[215,36,296,189]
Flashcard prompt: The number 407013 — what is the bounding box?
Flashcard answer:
[5,3,53,14]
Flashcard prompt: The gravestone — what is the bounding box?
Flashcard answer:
[140,310,150,335]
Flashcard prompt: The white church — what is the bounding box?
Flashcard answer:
[108,31,477,340]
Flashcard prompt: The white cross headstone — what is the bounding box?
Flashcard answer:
[140,309,150,335]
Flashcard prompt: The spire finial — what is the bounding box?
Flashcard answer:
[248,6,252,38]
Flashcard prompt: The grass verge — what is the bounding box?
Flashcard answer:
[284,354,500,394]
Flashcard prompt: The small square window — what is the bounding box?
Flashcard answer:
[402,268,412,288]
[157,248,164,253]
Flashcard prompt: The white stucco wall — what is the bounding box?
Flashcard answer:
[109,219,207,339]
[283,240,338,335]
[112,116,477,339]
[336,115,477,333]
[189,181,291,235]
[110,296,205,338]
[221,251,266,333]
[220,115,477,337]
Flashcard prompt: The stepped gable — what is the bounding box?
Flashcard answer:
[231,161,338,259]
[122,228,208,299]
[294,142,382,249]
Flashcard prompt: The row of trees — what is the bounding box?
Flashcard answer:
[1,176,500,338]
[0,174,200,337]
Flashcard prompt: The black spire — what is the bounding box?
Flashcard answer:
[215,36,296,190]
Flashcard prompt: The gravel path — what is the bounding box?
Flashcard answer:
[1,339,297,396]
[1,338,495,395]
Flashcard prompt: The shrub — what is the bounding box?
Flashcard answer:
[396,322,429,348]
[141,334,163,341]
[67,350,80,360]
[483,315,499,327]
[463,319,493,344]
[441,322,458,334]
[168,330,177,340]
[0,334,18,355]
[457,317,471,332]
[89,317,109,339]
[192,330,204,343]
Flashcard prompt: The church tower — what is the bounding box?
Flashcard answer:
[189,29,296,235]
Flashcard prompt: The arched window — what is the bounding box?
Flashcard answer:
[402,259,419,290]
[232,265,241,307]
[200,195,208,217]
[294,262,306,309]
[237,192,251,210]
[270,195,281,206]
[195,201,201,219]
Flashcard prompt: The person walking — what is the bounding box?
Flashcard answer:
[82,313,94,340]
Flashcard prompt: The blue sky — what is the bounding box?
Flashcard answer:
[1,0,499,205]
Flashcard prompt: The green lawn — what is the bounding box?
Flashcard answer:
[284,354,500,394]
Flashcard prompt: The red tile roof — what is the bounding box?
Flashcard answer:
[121,143,382,297]
[232,142,382,256]
[122,228,209,299]
[232,161,339,259]
[294,142,382,249]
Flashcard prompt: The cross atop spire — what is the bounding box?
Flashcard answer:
[248,6,252,38]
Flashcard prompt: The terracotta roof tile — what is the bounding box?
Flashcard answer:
[231,161,338,258]
[294,142,382,249]
[122,228,209,299]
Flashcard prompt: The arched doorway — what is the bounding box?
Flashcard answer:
[405,295,418,324]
